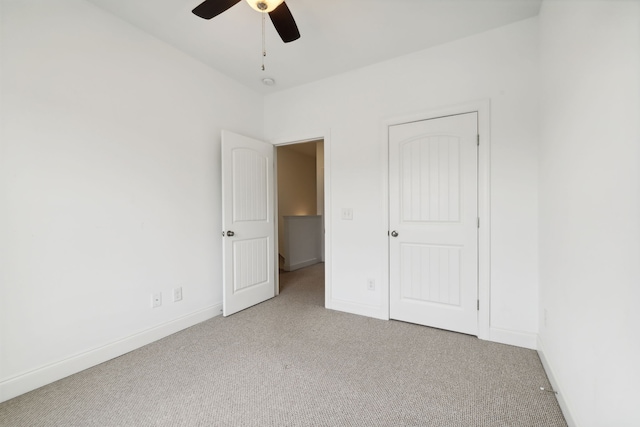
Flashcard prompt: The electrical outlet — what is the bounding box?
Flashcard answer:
[173,287,183,302]
[341,208,353,220]
[152,292,162,308]
[367,278,376,291]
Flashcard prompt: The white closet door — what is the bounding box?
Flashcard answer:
[389,113,478,335]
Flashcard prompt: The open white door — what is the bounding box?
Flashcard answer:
[221,130,275,316]
[389,113,478,335]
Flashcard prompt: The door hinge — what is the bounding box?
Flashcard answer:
[477,217,480,228]
[477,134,480,146]
[477,300,480,311]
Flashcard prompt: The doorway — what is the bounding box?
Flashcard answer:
[220,131,328,316]
[275,140,325,294]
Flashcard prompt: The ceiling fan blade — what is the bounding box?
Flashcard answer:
[268,2,300,43]
[192,0,241,19]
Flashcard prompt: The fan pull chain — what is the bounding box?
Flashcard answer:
[261,13,266,71]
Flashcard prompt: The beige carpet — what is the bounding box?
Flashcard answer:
[0,263,567,426]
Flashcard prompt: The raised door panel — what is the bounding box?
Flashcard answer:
[400,136,460,223]
[232,148,269,223]
[400,243,462,306]
[233,237,269,292]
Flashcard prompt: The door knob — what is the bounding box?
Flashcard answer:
[226,231,235,237]
[390,230,399,237]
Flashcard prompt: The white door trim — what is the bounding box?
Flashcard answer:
[381,100,491,341]
[269,130,332,309]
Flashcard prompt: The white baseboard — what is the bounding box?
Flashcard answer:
[284,258,320,271]
[537,336,578,427]
[0,304,222,403]
[488,326,537,349]
[326,303,539,350]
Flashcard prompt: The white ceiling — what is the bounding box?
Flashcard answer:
[86,0,542,94]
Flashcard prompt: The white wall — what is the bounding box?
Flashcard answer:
[264,18,540,346]
[0,0,263,401]
[538,1,640,426]
[282,215,322,271]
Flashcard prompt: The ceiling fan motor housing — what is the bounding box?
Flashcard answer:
[247,0,284,13]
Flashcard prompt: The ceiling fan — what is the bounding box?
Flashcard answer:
[192,0,301,43]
